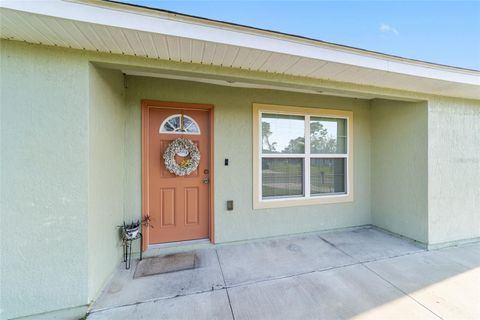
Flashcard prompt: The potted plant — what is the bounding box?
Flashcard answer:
[123,220,140,240]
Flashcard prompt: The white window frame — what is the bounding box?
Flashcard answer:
[159,114,201,135]
[253,103,353,209]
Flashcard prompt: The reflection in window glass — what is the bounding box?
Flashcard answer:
[262,114,305,154]
[310,117,346,154]
[183,117,193,129]
[164,121,175,132]
[169,116,180,129]
[182,117,199,133]
[310,158,345,194]
[262,158,304,198]
[159,115,200,134]
[257,107,351,203]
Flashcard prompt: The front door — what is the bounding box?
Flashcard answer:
[142,101,212,246]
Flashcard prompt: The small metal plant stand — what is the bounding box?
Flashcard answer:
[122,232,142,269]
[121,221,143,269]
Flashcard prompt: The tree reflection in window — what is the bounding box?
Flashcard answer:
[159,114,200,135]
[261,114,305,154]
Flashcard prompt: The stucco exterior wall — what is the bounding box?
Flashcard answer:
[1,39,479,319]
[87,66,126,301]
[1,40,89,319]
[0,39,128,320]
[428,98,480,246]
[124,76,372,243]
[371,99,429,243]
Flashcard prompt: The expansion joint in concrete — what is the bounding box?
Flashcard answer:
[215,248,236,320]
[362,263,444,320]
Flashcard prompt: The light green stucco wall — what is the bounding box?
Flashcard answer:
[428,98,480,246]
[1,40,89,319]
[1,39,479,319]
[124,76,372,243]
[0,40,128,320]
[87,66,126,301]
[371,99,429,243]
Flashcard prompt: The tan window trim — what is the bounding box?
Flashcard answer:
[252,103,354,209]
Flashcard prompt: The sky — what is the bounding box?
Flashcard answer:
[119,1,480,70]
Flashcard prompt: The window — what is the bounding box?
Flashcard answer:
[253,104,353,209]
[159,114,200,134]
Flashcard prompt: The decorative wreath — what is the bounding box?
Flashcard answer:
[163,138,200,176]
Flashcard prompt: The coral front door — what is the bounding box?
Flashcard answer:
[142,101,212,246]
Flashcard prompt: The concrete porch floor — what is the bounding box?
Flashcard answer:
[88,227,480,319]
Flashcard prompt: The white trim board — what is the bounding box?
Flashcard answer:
[1,0,479,99]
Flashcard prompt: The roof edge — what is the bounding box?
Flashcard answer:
[98,0,479,74]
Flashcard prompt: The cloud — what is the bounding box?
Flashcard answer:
[380,23,399,36]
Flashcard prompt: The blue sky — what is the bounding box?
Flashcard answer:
[120,1,480,70]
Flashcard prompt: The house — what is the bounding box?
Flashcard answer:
[1,1,479,319]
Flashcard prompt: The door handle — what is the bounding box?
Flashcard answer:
[202,178,209,184]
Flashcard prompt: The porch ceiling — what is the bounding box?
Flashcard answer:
[1,0,479,100]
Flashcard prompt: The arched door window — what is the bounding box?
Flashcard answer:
[159,114,201,135]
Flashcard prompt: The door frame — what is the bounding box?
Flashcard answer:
[141,100,215,251]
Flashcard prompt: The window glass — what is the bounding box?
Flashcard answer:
[163,121,175,132]
[255,106,351,205]
[262,158,304,198]
[310,117,346,154]
[262,114,305,154]
[183,117,200,133]
[160,115,200,134]
[310,158,345,194]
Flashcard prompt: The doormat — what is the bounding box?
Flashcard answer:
[134,252,196,278]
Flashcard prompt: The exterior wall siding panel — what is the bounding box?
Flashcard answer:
[371,99,429,243]
[1,39,479,319]
[1,39,90,319]
[124,76,372,243]
[428,98,480,246]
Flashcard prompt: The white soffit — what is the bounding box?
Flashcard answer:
[1,0,479,100]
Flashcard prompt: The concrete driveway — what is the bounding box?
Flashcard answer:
[88,227,480,319]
